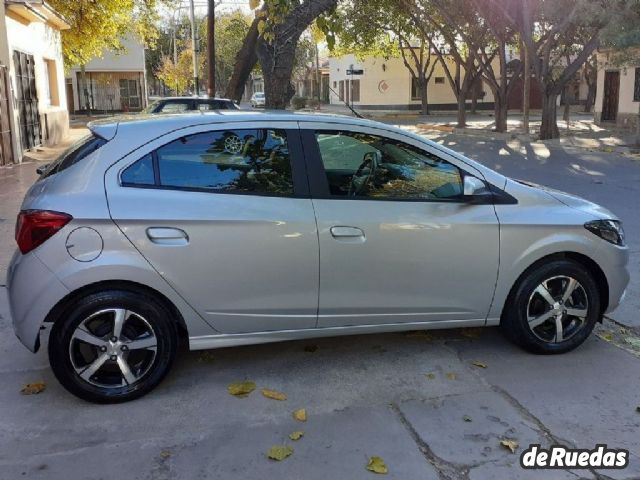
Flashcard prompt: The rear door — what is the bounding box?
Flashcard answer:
[104,121,319,334]
[301,122,500,328]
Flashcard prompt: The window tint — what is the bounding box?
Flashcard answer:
[121,154,154,185]
[122,129,293,195]
[315,131,463,200]
[159,101,191,113]
[41,134,107,178]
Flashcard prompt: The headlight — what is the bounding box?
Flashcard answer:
[584,219,625,246]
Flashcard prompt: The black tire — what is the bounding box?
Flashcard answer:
[501,259,601,354]
[48,290,177,403]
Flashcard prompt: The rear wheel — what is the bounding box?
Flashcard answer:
[501,260,601,354]
[49,290,177,403]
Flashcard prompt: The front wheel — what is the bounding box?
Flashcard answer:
[501,259,601,354]
[48,290,177,403]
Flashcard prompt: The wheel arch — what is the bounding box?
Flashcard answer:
[500,251,609,321]
[44,280,189,336]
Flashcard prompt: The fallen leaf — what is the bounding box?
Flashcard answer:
[293,408,307,422]
[227,381,256,397]
[262,388,287,401]
[405,330,434,340]
[500,438,519,453]
[598,331,614,342]
[159,450,172,459]
[461,328,482,338]
[471,361,487,368]
[463,415,472,422]
[425,373,436,380]
[197,351,215,363]
[446,372,457,380]
[267,445,293,461]
[303,345,318,353]
[289,431,304,441]
[20,382,46,395]
[366,456,388,474]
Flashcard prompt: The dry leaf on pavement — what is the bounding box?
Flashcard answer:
[293,408,307,422]
[425,373,436,380]
[289,431,304,441]
[227,381,256,397]
[366,456,388,474]
[446,372,457,380]
[598,331,614,342]
[500,438,519,453]
[463,415,472,422]
[159,450,172,459]
[471,361,487,368]
[20,382,46,395]
[461,328,482,338]
[267,445,293,461]
[262,388,287,401]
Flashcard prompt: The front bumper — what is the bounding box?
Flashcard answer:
[597,243,629,314]
[7,250,69,352]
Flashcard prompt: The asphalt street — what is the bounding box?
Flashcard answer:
[0,125,638,480]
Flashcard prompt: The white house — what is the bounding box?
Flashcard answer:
[329,53,496,111]
[0,0,69,164]
[594,50,640,130]
[68,36,147,114]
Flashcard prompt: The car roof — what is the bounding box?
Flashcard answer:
[88,111,381,140]
[154,96,234,102]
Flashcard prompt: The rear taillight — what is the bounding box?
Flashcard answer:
[15,210,72,254]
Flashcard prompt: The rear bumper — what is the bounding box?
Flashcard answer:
[7,250,69,352]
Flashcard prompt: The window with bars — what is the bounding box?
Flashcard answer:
[634,67,640,102]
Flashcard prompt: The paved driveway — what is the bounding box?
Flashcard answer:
[0,127,639,480]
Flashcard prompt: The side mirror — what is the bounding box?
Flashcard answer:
[463,176,493,204]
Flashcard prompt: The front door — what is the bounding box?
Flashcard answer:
[601,71,620,122]
[105,122,319,334]
[13,50,42,151]
[302,126,500,328]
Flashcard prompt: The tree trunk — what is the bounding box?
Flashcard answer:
[224,16,260,102]
[456,94,467,128]
[80,64,90,116]
[207,0,216,97]
[493,93,508,133]
[470,87,478,114]
[521,40,530,134]
[540,90,560,140]
[419,76,429,115]
[585,80,596,113]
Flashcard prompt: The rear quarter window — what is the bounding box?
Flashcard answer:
[41,134,108,178]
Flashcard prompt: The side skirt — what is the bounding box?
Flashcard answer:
[189,317,500,351]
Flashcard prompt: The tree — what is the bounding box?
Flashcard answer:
[333,0,438,115]
[50,0,162,111]
[486,0,640,139]
[156,47,204,95]
[225,0,338,108]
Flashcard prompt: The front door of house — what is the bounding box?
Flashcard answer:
[0,65,14,166]
[602,71,620,122]
[13,50,42,151]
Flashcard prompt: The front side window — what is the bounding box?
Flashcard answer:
[158,101,191,113]
[121,129,294,196]
[315,131,463,200]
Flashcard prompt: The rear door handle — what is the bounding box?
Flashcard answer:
[330,226,365,238]
[146,227,189,246]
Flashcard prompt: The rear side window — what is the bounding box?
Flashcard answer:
[41,134,107,178]
[121,129,294,196]
[197,100,235,110]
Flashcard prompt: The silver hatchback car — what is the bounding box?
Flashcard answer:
[8,112,629,402]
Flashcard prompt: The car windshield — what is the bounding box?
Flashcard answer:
[255,93,264,98]
[142,100,161,114]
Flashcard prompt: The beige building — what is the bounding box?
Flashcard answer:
[68,36,147,114]
[0,0,69,165]
[594,50,640,130]
[329,53,496,111]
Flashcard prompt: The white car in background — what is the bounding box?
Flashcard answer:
[251,92,265,108]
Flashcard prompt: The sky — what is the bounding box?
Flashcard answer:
[158,0,252,20]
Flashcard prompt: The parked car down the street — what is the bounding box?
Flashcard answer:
[251,92,265,108]
[143,96,240,114]
[7,111,629,403]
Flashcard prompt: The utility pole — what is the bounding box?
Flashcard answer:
[207,0,216,97]
[188,0,199,95]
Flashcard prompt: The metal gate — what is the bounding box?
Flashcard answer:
[0,65,14,166]
[13,50,42,151]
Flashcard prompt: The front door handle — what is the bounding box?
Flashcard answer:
[146,227,189,246]
[330,226,365,238]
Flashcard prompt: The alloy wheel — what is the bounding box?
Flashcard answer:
[68,308,158,388]
[526,275,589,343]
